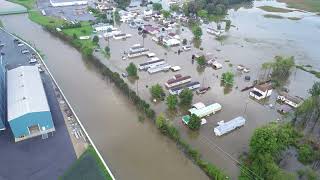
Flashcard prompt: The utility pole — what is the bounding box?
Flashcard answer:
[136,79,139,96]
[243,100,249,116]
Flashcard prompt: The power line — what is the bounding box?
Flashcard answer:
[199,135,262,180]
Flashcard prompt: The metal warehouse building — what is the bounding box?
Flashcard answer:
[7,66,55,142]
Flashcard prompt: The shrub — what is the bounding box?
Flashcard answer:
[126,62,137,77]
[188,114,201,131]
[150,84,165,100]
[298,144,314,164]
[179,89,193,107]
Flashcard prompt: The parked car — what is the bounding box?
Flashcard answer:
[121,73,128,78]
[196,86,211,95]
[21,49,30,54]
[17,43,24,47]
[182,45,191,51]
[29,58,37,64]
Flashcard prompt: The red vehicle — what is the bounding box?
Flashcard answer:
[196,86,211,95]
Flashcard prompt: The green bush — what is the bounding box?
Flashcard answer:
[298,144,314,164]
[188,114,201,131]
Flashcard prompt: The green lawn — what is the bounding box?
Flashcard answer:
[62,22,93,37]
[8,0,36,10]
[62,22,96,50]
[284,0,320,13]
[60,146,113,180]
[263,14,285,19]
[29,10,65,27]
[258,5,294,13]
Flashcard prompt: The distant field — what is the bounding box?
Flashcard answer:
[263,14,285,19]
[279,0,320,12]
[258,5,294,13]
[8,0,36,10]
[28,11,65,27]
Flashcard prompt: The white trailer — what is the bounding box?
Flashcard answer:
[147,63,171,74]
[169,82,200,95]
[214,116,246,136]
[189,103,222,118]
[138,59,165,70]
[165,75,191,88]
[128,49,149,58]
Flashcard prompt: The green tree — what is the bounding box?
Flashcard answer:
[309,81,320,96]
[150,84,165,100]
[262,56,295,82]
[188,114,201,130]
[73,33,77,40]
[156,113,167,129]
[92,35,99,44]
[225,20,231,31]
[152,3,162,11]
[161,10,171,19]
[196,55,206,66]
[126,62,137,77]
[114,0,130,9]
[105,46,110,54]
[170,4,180,12]
[298,144,314,164]
[179,89,193,106]
[114,10,121,24]
[197,10,208,19]
[221,72,234,86]
[192,25,202,40]
[166,95,178,110]
[182,38,188,45]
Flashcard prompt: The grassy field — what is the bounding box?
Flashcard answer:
[279,0,320,13]
[8,0,36,10]
[62,22,96,50]
[287,17,302,20]
[62,22,93,37]
[28,11,65,27]
[60,146,113,180]
[263,14,285,19]
[258,5,294,13]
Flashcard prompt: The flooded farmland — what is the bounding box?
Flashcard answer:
[1,0,320,179]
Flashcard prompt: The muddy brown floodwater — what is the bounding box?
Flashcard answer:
[0,14,209,180]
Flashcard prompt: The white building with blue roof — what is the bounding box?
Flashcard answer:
[7,66,55,142]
